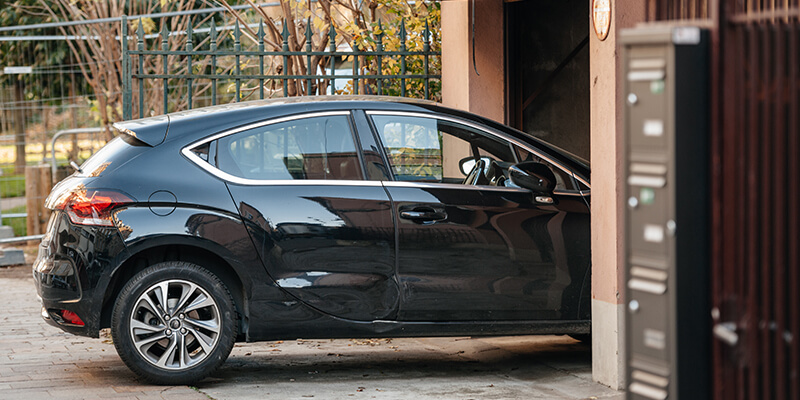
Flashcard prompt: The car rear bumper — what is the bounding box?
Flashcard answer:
[33,212,127,338]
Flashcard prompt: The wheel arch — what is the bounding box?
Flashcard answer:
[100,242,249,340]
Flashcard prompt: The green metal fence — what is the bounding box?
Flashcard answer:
[121,16,441,120]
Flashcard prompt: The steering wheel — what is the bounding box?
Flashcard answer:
[462,159,488,185]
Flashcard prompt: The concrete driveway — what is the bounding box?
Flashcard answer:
[1,263,623,400]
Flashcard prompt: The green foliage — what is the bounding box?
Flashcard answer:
[0,0,87,104]
[0,175,25,199]
[338,0,441,101]
[224,0,441,100]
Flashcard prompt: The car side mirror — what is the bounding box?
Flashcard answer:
[458,156,493,176]
[509,162,556,193]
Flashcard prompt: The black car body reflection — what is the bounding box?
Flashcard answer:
[33,96,591,383]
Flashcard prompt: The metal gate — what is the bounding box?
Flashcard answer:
[121,16,441,120]
[0,35,106,238]
[646,1,800,399]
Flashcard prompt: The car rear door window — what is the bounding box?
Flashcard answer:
[215,115,363,181]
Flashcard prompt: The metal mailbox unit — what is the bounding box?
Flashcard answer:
[621,27,710,400]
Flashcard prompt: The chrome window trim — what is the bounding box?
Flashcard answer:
[182,111,372,186]
[382,180,587,196]
[382,180,530,193]
[559,189,590,197]
[365,110,591,191]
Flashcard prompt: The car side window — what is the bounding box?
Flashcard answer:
[215,115,363,181]
[370,115,516,185]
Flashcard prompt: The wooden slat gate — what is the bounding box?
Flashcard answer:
[646,1,799,399]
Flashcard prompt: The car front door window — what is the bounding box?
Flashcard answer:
[370,115,516,185]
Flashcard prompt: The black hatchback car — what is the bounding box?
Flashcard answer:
[34,96,591,384]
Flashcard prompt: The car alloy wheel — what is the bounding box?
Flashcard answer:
[112,262,236,384]
[129,279,221,369]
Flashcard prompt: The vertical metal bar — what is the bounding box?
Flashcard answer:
[772,23,787,400]
[161,23,169,114]
[423,20,430,99]
[137,18,144,119]
[282,20,289,98]
[186,18,193,110]
[329,24,337,95]
[400,20,407,97]
[660,0,668,20]
[305,17,312,96]
[733,22,747,400]
[210,21,217,106]
[377,21,383,95]
[788,23,800,400]
[746,24,760,400]
[711,0,727,396]
[122,16,131,120]
[759,25,773,400]
[353,36,359,95]
[258,22,265,100]
[234,21,241,102]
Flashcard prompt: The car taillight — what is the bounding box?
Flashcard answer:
[52,189,133,227]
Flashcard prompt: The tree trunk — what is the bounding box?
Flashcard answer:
[69,79,79,162]
[41,102,48,161]
[13,80,26,175]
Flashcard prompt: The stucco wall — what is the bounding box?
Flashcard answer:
[441,0,504,121]
[589,0,645,389]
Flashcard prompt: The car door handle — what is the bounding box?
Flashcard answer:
[399,207,447,222]
[535,195,554,204]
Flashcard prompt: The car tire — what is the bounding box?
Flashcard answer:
[111,261,237,384]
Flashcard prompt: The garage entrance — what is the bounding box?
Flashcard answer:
[505,0,590,161]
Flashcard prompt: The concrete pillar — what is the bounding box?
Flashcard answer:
[589,0,645,389]
[441,0,504,121]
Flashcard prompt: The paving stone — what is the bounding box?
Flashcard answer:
[1,388,55,398]
[2,263,624,400]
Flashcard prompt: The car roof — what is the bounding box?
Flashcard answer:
[114,96,440,146]
[113,95,589,173]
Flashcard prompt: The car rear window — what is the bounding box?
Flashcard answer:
[214,115,364,181]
